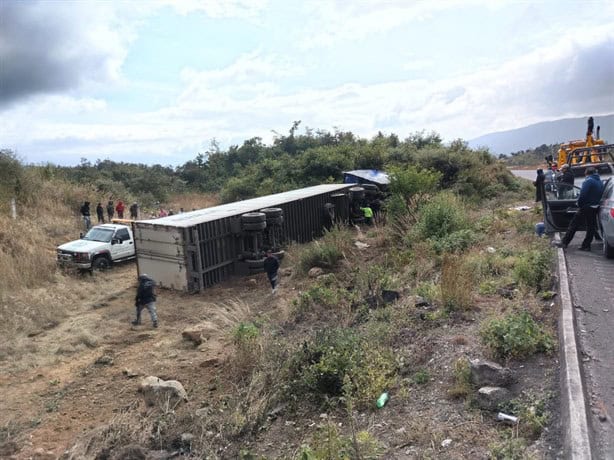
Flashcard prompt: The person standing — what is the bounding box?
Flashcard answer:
[132,274,158,328]
[80,201,91,231]
[556,164,575,199]
[263,251,280,294]
[533,169,545,203]
[556,167,603,251]
[116,200,125,219]
[107,200,114,221]
[360,204,374,225]
[96,202,105,223]
[129,202,138,220]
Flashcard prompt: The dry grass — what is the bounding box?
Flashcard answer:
[440,254,474,310]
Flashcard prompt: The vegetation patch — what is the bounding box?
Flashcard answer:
[480,311,555,360]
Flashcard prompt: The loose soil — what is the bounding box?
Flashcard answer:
[1,229,563,459]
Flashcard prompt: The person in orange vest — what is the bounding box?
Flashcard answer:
[115,200,125,219]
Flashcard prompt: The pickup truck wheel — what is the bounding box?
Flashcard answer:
[93,256,111,271]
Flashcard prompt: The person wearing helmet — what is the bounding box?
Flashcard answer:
[133,274,158,328]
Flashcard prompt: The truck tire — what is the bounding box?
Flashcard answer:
[92,256,111,271]
[349,187,365,201]
[241,212,266,223]
[245,258,265,269]
[260,208,283,218]
[266,216,284,226]
[242,221,267,232]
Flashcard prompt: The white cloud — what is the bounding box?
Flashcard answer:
[156,0,268,18]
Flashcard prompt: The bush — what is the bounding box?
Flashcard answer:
[513,246,553,291]
[447,358,472,399]
[431,228,477,254]
[294,329,396,408]
[416,192,470,241]
[297,227,351,274]
[297,424,382,460]
[232,322,261,378]
[480,311,554,360]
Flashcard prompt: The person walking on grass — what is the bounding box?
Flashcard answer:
[129,202,138,220]
[263,250,280,294]
[80,201,91,231]
[555,166,603,251]
[96,202,104,223]
[132,274,158,328]
[107,200,114,221]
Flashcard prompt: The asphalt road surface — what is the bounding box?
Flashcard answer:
[563,235,614,459]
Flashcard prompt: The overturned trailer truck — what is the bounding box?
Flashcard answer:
[134,184,354,291]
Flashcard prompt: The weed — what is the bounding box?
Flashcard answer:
[480,311,555,360]
[416,192,470,241]
[440,255,474,310]
[489,431,527,459]
[413,369,430,385]
[232,322,262,379]
[447,357,472,399]
[297,423,382,460]
[499,393,550,439]
[415,281,439,304]
[297,227,351,274]
[513,246,553,291]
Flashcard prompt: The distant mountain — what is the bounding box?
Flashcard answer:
[468,114,614,155]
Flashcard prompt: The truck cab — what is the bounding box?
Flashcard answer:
[57,223,136,270]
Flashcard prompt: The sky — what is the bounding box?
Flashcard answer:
[1,0,613,166]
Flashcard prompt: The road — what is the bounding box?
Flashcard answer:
[512,168,614,458]
[564,238,614,459]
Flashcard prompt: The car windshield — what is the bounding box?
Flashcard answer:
[82,227,113,242]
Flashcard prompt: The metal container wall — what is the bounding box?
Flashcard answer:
[135,184,354,291]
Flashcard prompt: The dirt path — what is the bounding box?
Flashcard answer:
[0,264,284,458]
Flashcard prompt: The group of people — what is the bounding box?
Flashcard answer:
[80,200,139,230]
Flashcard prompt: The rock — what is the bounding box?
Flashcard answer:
[139,376,188,407]
[496,287,516,299]
[280,267,292,277]
[441,438,452,448]
[354,241,370,249]
[109,444,148,460]
[486,246,496,254]
[476,386,512,411]
[182,321,218,346]
[199,357,220,368]
[308,267,324,278]
[470,359,515,387]
[180,433,194,445]
[382,290,400,304]
[122,368,139,378]
[245,278,258,289]
[95,355,114,366]
[32,448,55,460]
[415,296,430,308]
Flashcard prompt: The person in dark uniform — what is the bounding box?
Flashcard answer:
[96,202,105,223]
[263,251,280,294]
[107,200,114,221]
[80,201,91,231]
[132,274,158,328]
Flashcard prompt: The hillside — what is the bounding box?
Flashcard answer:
[0,139,563,459]
[469,114,614,155]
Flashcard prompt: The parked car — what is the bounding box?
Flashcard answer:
[57,223,136,270]
[598,178,614,258]
[539,167,614,258]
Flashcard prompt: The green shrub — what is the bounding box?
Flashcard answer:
[513,246,552,291]
[431,228,477,254]
[480,311,554,360]
[297,424,382,460]
[413,369,430,385]
[489,433,527,460]
[416,192,469,241]
[297,227,351,274]
[292,283,344,320]
[293,329,396,408]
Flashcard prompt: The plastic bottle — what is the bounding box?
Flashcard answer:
[376,391,389,408]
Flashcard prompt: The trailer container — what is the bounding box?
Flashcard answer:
[134,184,353,291]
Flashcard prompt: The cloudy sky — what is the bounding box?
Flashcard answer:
[1,0,613,165]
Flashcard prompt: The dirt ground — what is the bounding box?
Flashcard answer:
[0,262,286,459]
[0,230,563,459]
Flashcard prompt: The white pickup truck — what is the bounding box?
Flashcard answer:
[56,223,136,270]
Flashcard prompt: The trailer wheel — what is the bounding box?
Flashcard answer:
[92,256,111,271]
[241,212,266,223]
[242,221,267,231]
[260,207,283,218]
[266,216,284,226]
[245,258,265,269]
[349,187,365,201]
